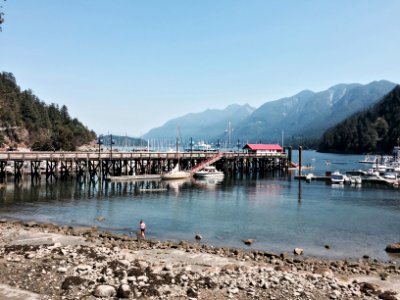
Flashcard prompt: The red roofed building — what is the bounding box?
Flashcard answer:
[242,144,283,154]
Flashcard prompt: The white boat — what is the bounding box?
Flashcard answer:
[162,164,191,180]
[186,141,217,152]
[194,166,224,179]
[349,176,362,185]
[366,168,382,179]
[331,171,345,184]
[305,173,314,182]
[359,155,378,164]
[383,168,398,181]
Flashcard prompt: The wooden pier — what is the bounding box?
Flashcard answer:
[0,150,289,184]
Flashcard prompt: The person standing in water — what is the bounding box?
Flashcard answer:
[139,220,146,239]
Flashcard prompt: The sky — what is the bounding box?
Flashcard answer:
[1,0,400,137]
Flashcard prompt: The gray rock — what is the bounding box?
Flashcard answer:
[96,216,106,222]
[243,239,255,246]
[118,259,130,268]
[137,275,148,282]
[117,283,131,298]
[57,267,68,273]
[294,248,303,255]
[25,221,38,227]
[385,243,400,253]
[195,234,202,241]
[93,285,117,297]
[71,226,93,236]
[25,253,36,259]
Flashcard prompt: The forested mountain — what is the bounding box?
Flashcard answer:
[0,72,96,151]
[319,85,400,154]
[143,104,255,142]
[229,80,396,145]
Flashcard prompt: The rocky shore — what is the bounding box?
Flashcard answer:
[0,220,399,299]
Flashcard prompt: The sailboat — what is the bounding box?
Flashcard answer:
[161,127,191,180]
[161,163,191,180]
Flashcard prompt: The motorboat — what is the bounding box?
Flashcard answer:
[194,166,224,179]
[161,164,191,180]
[331,171,345,184]
[349,176,362,185]
[383,168,398,182]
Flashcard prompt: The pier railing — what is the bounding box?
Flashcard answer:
[0,151,287,161]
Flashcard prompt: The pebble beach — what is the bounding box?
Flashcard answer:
[0,220,400,299]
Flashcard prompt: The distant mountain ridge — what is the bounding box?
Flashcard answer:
[143,80,397,147]
[143,104,256,142]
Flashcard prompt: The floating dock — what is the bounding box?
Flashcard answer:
[107,174,161,182]
[295,174,398,187]
[139,188,167,192]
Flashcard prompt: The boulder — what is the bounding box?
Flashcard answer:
[294,248,303,255]
[93,285,117,297]
[243,239,255,246]
[195,234,202,241]
[385,243,400,253]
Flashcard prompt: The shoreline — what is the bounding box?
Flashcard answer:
[1,214,399,264]
[0,220,399,299]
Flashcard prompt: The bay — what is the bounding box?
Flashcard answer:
[0,150,399,261]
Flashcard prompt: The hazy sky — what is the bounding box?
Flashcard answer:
[1,1,400,137]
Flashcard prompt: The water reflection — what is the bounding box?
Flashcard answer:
[193,177,224,190]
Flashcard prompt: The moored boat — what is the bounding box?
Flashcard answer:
[162,164,191,180]
[194,166,224,179]
[331,171,345,184]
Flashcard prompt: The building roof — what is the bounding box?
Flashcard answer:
[243,144,283,151]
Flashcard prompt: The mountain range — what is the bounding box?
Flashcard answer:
[143,104,256,144]
[143,80,397,147]
[319,85,400,154]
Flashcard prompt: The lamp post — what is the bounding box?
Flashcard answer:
[97,135,103,156]
[110,134,115,159]
[190,137,193,152]
[216,139,221,152]
[97,135,103,178]
[109,134,115,175]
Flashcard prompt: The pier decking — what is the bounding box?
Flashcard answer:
[0,150,289,183]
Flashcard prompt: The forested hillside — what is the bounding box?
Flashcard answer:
[319,86,400,154]
[0,72,96,150]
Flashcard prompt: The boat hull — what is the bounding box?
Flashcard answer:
[162,171,191,180]
[194,172,224,179]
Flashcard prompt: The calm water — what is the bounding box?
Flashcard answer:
[0,151,399,261]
